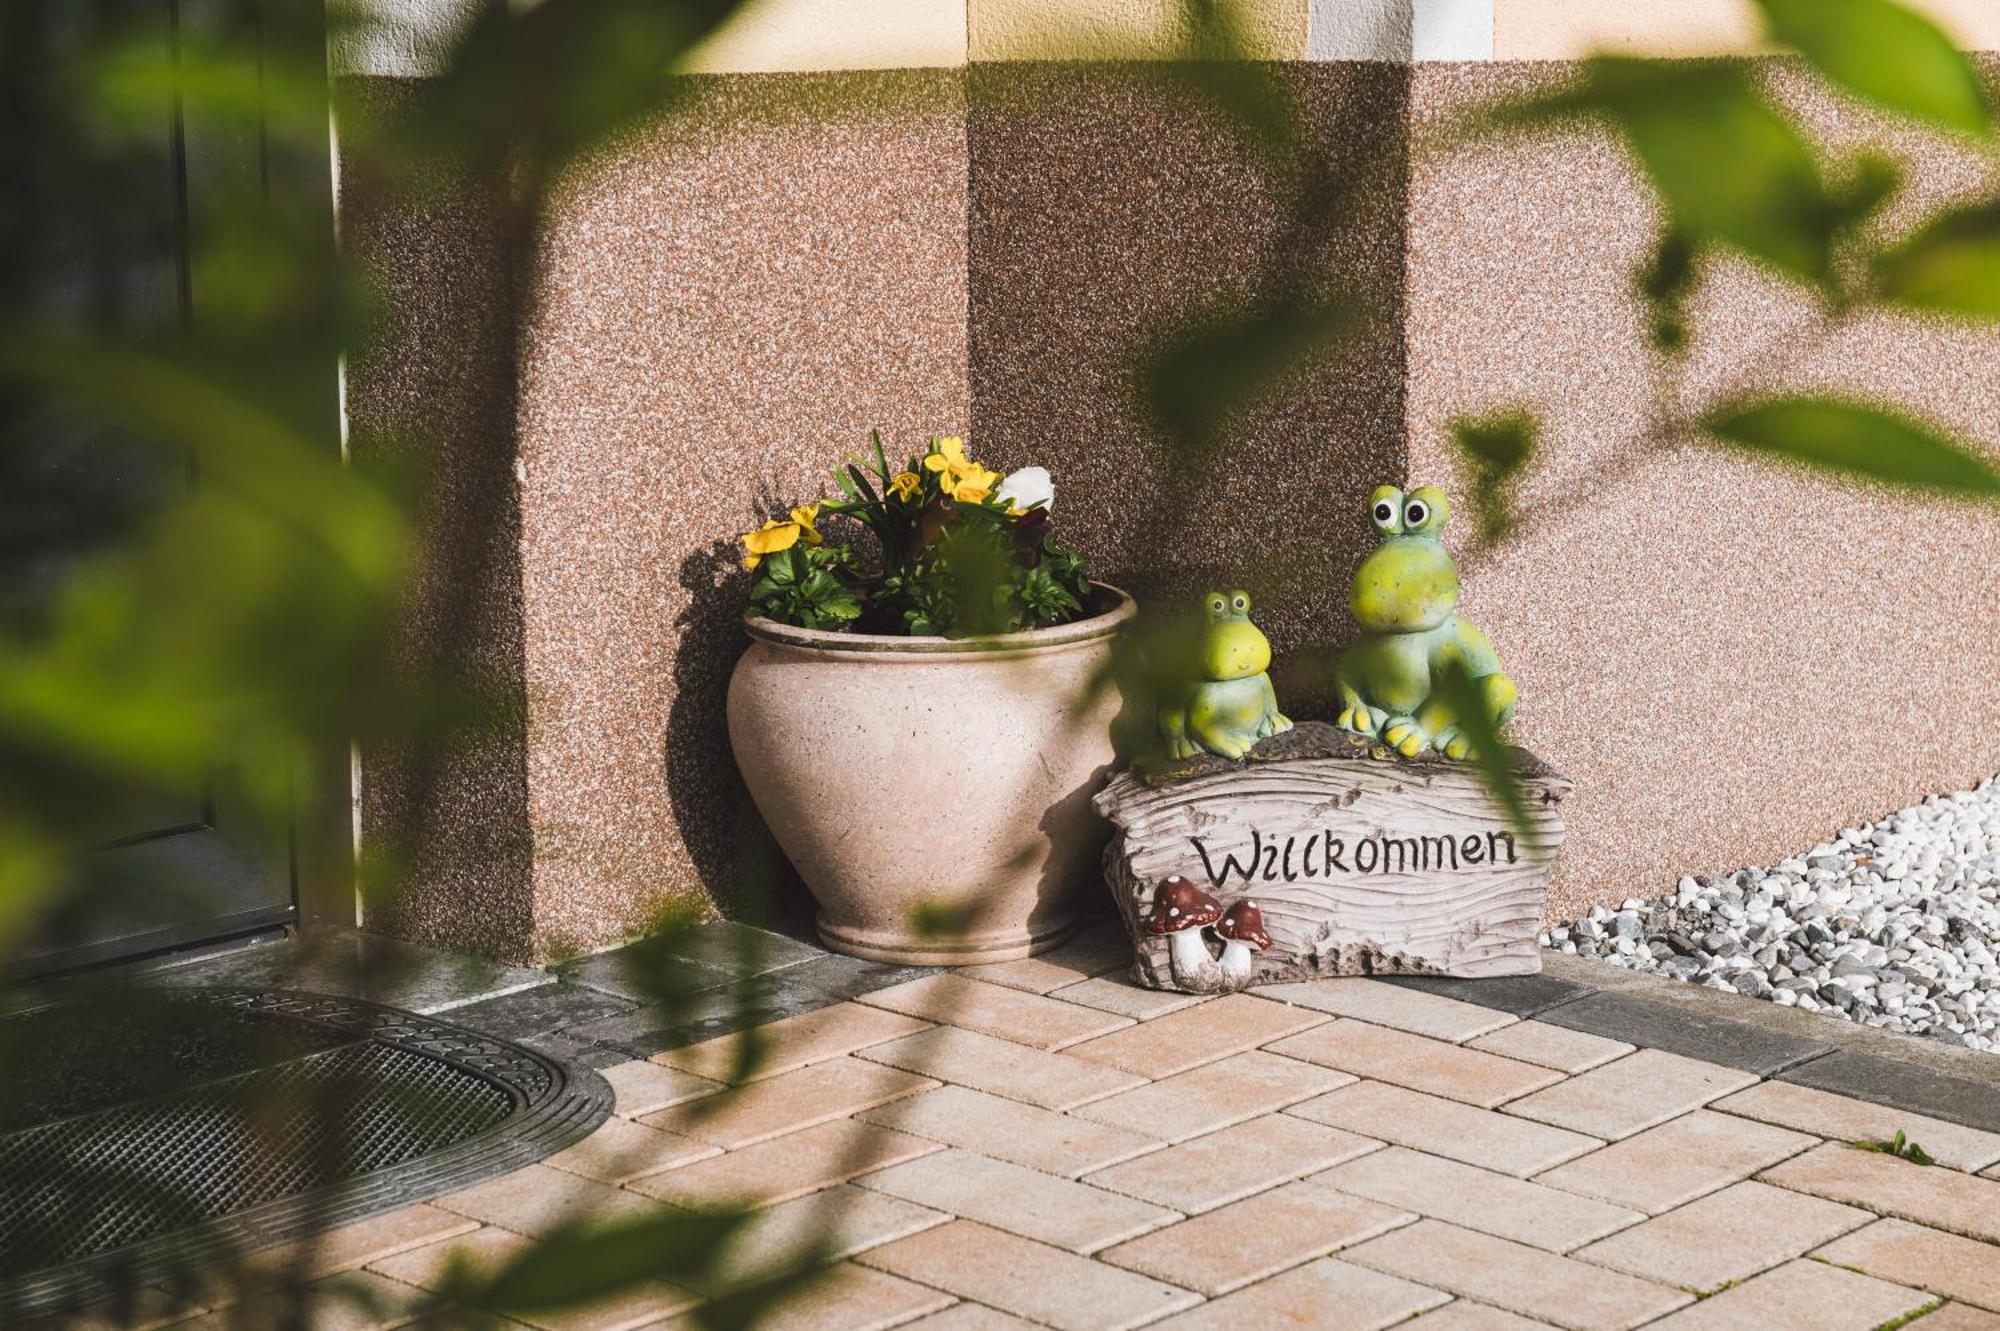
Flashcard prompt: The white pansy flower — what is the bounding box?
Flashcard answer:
[996,465,1054,513]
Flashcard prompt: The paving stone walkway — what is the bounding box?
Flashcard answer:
[137,922,2000,1330]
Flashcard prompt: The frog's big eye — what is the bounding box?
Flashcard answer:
[1372,501,1396,526]
[1404,498,1429,528]
[1230,593,1250,614]
[1206,595,1226,615]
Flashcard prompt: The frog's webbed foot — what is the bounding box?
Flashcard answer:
[1256,711,1294,739]
[1336,704,1384,738]
[1165,735,1202,760]
[1382,716,1432,760]
[1197,736,1251,761]
[1431,725,1472,761]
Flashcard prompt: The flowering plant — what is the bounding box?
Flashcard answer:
[739,433,1094,637]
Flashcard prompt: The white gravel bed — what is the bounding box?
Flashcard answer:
[1545,777,2000,1053]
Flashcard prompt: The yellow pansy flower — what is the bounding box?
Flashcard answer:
[889,471,922,502]
[922,436,971,474]
[740,517,800,570]
[790,503,823,544]
[942,462,1002,504]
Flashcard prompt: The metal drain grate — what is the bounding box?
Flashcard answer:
[0,988,610,1322]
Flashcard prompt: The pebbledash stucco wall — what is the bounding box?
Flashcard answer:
[342,0,2000,959]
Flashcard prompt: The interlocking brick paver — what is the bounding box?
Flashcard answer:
[1084,1112,1381,1214]
[1289,1080,1602,1178]
[1049,977,1211,1021]
[652,1262,954,1331]
[1815,1218,2000,1312]
[860,1220,1201,1331]
[691,1185,949,1296]
[1344,1219,1691,1331]
[1150,1257,1450,1330]
[1068,1049,1352,1141]
[901,1306,1042,1329]
[166,1271,430,1331]
[258,1203,479,1280]
[1263,978,1519,1042]
[651,1002,931,1083]
[641,1056,933,1148]
[1910,1306,2000,1330]
[1062,992,1330,1078]
[1639,1258,1932,1331]
[856,1084,1164,1177]
[857,974,1132,1050]
[958,928,1132,993]
[369,1226,700,1329]
[853,1024,1144,1110]
[1573,1179,1868,1292]
[543,1115,720,1186]
[1715,1080,2000,1174]
[1763,1142,2000,1244]
[435,1165,663,1238]
[1398,1303,1559,1329]
[1324,1146,1643,1253]
[600,1060,722,1117]
[627,1118,939,1208]
[1099,1178,1413,1296]
[1534,1108,1817,1213]
[856,1147,1179,1254]
[1270,1020,1563,1108]
[1469,1021,1634,1074]
[1503,1049,1757,1140]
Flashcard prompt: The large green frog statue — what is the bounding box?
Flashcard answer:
[1336,484,1517,761]
[1159,589,1293,761]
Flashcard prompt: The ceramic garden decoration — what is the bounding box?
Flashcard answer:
[1336,484,1517,761]
[1158,589,1293,760]
[1100,483,1566,994]
[726,433,1134,966]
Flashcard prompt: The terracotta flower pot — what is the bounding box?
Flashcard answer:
[727,584,1135,965]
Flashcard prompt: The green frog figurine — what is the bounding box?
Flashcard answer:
[1336,485,1517,761]
[1160,589,1292,760]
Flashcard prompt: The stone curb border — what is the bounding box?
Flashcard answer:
[514,918,2000,1141]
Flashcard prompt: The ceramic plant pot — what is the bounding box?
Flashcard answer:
[727,584,1135,965]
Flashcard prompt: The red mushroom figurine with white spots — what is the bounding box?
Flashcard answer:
[1145,876,1224,990]
[1215,898,1272,988]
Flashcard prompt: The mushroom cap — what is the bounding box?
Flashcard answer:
[1216,898,1272,949]
[1145,876,1222,934]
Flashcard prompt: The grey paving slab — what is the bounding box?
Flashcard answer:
[561,954,939,1058]
[520,1030,632,1070]
[141,928,552,1014]
[1778,1050,2000,1136]
[1378,972,1592,1018]
[1538,990,1834,1076]
[559,921,824,1004]
[447,981,636,1041]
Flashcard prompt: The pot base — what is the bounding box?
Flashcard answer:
[816,913,1079,967]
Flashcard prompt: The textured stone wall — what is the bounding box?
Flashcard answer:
[1403,61,2000,923]
[343,55,2000,960]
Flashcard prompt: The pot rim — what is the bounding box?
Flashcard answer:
[742,580,1136,656]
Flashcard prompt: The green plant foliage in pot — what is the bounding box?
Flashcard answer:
[726,434,1132,965]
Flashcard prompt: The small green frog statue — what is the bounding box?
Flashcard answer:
[1336,484,1517,761]
[1159,589,1293,761]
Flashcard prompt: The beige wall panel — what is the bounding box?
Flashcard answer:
[1405,61,2000,923]
[510,73,971,954]
[683,0,968,73]
[1496,0,2000,59]
[971,0,1309,60]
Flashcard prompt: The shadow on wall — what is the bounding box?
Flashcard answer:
[665,539,809,933]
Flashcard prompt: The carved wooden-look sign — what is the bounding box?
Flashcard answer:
[1096,723,1571,991]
